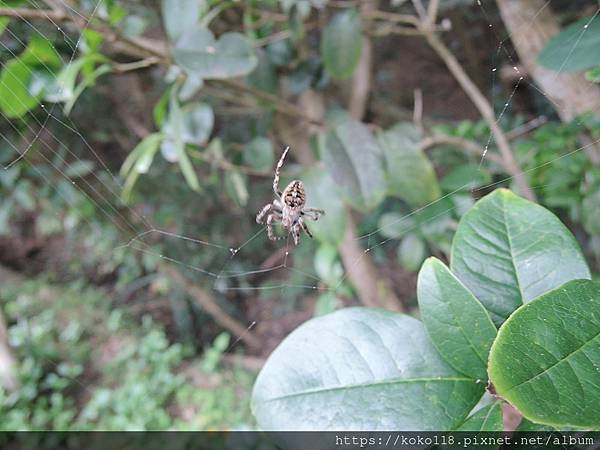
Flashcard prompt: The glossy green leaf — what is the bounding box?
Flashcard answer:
[397,233,426,272]
[489,279,600,429]
[244,137,274,172]
[321,8,362,80]
[455,402,503,431]
[0,59,39,118]
[252,308,484,430]
[174,26,257,79]
[378,123,441,207]
[417,258,496,380]
[538,15,600,72]
[320,115,386,211]
[451,189,591,325]
[161,0,200,41]
[301,167,345,246]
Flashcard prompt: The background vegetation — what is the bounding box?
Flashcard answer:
[1,0,599,430]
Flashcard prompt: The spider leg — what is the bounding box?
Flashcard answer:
[292,222,301,246]
[256,203,272,224]
[266,214,278,241]
[302,207,325,221]
[273,146,290,198]
[266,211,284,241]
[300,219,313,239]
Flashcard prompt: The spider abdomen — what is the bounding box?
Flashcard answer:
[282,180,306,209]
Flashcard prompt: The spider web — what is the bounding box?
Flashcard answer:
[1,0,600,418]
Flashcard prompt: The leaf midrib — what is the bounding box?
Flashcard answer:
[263,376,474,402]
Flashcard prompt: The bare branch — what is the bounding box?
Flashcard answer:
[423,30,536,201]
[160,264,262,351]
[419,135,507,168]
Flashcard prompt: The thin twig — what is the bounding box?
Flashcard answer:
[367,9,421,26]
[411,0,428,22]
[160,264,262,350]
[112,57,162,73]
[423,30,536,201]
[413,88,424,134]
[506,116,548,140]
[419,135,507,168]
[211,79,325,128]
[188,149,272,178]
[427,0,440,26]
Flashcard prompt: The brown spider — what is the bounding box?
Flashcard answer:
[256,146,325,246]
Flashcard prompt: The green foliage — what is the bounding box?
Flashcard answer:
[586,65,600,83]
[174,27,258,79]
[320,8,362,80]
[417,258,496,380]
[450,189,590,325]
[320,114,387,211]
[252,188,597,430]
[252,308,484,430]
[300,167,346,246]
[538,15,600,72]
[0,280,256,431]
[378,123,441,207]
[489,279,600,428]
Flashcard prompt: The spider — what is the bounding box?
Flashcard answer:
[256,146,325,246]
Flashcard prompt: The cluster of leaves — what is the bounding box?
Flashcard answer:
[0,280,256,430]
[252,189,599,430]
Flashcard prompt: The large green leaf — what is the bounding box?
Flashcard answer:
[321,8,362,80]
[538,15,600,72]
[320,115,386,211]
[489,279,600,429]
[450,189,590,325]
[455,401,503,431]
[301,167,346,246]
[252,308,484,430]
[377,123,441,207]
[174,26,257,79]
[418,258,497,380]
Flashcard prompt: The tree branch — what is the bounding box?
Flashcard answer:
[419,135,506,167]
[160,264,262,351]
[422,30,536,201]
